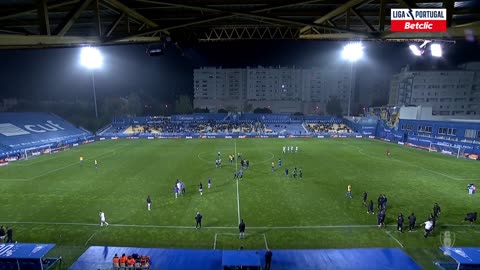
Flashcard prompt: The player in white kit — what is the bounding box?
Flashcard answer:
[99,211,109,226]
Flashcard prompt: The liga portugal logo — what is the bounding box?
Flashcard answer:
[391,9,447,32]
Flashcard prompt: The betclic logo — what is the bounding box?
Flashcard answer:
[391,9,447,32]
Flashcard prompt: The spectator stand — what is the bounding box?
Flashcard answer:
[0,243,61,270]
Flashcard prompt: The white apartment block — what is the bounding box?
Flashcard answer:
[193,67,247,112]
[389,64,480,116]
[193,66,353,114]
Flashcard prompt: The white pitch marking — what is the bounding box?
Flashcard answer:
[385,231,404,248]
[213,233,218,250]
[0,143,131,182]
[235,140,241,224]
[349,144,477,181]
[84,230,100,246]
[1,221,478,230]
[263,233,269,249]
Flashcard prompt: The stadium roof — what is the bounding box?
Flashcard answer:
[0,0,479,48]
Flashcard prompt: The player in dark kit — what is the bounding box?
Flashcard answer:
[397,213,404,233]
[377,210,385,228]
[429,213,436,232]
[367,200,374,214]
[377,195,384,210]
[362,192,368,207]
[433,203,441,219]
[386,149,391,157]
[463,212,477,225]
[195,212,203,229]
[408,213,416,231]
[293,168,297,178]
[299,168,303,179]
[239,219,246,239]
[285,168,289,177]
[6,227,13,243]
[265,249,273,270]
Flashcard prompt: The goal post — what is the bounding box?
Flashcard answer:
[429,142,464,159]
[24,145,52,160]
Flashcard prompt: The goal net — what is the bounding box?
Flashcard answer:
[429,143,464,159]
[24,145,51,160]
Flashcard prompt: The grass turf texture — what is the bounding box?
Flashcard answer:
[0,138,479,270]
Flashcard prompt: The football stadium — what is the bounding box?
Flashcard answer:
[0,1,480,270]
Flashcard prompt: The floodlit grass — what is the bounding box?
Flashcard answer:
[0,138,479,270]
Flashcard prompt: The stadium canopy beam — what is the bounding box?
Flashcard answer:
[94,0,102,36]
[36,0,51,35]
[135,0,361,33]
[98,2,144,28]
[102,0,158,28]
[350,8,377,32]
[55,0,94,36]
[107,14,236,41]
[442,0,455,27]
[0,28,31,35]
[299,0,370,33]
[0,0,79,21]
[394,0,417,8]
[105,13,125,37]
[130,0,364,38]
[199,26,300,41]
[378,0,386,32]
[300,32,371,40]
[0,34,161,48]
[251,0,332,13]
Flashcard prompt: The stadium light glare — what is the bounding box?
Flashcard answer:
[342,42,364,62]
[80,46,102,118]
[431,43,442,57]
[341,42,364,117]
[409,45,422,56]
[80,47,103,69]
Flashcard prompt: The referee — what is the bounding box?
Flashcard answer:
[239,219,246,239]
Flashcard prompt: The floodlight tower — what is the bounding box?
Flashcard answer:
[342,42,364,117]
[80,47,103,118]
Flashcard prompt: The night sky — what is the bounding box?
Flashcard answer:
[0,40,479,103]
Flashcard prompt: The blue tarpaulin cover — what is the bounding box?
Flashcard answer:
[222,250,261,267]
[0,243,56,259]
[69,246,422,270]
[440,247,480,265]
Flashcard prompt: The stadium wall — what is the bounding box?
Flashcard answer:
[375,119,480,157]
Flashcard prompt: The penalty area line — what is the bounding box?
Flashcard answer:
[1,221,478,230]
[385,231,404,248]
[84,230,100,246]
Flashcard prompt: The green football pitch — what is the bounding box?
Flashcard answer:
[0,138,479,269]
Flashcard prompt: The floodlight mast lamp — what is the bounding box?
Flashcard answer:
[342,43,364,117]
[80,47,103,118]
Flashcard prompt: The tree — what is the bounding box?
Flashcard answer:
[175,95,193,114]
[253,107,272,114]
[193,107,210,113]
[126,92,143,116]
[225,105,237,112]
[218,108,228,113]
[326,96,343,116]
[244,103,253,113]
